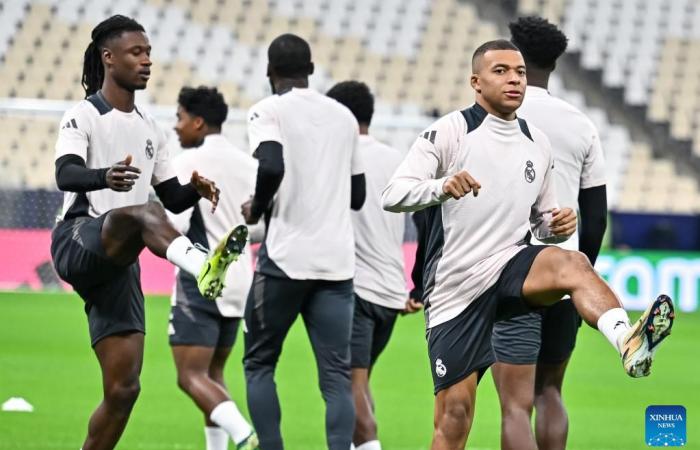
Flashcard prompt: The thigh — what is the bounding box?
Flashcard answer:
[81,262,145,347]
[427,290,497,395]
[521,247,587,306]
[491,361,536,409]
[369,304,399,368]
[94,332,145,386]
[172,344,216,375]
[303,280,355,357]
[492,312,543,365]
[243,274,308,365]
[101,205,149,265]
[351,295,375,369]
[538,299,581,364]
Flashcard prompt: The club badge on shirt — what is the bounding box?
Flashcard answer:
[524,160,536,183]
[145,139,154,159]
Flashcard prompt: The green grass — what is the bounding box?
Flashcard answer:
[0,291,698,449]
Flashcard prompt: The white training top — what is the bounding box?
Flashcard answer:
[167,134,257,317]
[382,104,568,329]
[55,91,174,220]
[247,87,363,280]
[517,86,607,250]
[352,135,407,310]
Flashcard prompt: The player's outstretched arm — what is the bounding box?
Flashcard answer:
[153,167,219,215]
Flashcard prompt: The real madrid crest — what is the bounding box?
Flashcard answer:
[524,160,536,183]
[145,138,154,160]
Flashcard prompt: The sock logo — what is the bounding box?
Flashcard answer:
[614,320,627,329]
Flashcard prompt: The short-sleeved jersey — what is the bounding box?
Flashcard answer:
[352,135,406,310]
[247,87,362,280]
[382,104,565,329]
[517,86,607,250]
[55,91,174,220]
[167,134,257,318]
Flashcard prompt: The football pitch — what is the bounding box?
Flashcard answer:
[0,291,698,450]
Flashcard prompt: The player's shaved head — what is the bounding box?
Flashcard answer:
[267,33,314,78]
[472,39,521,73]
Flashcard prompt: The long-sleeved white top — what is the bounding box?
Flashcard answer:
[382,103,568,328]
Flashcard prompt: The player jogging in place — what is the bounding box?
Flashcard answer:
[241,34,366,450]
[169,86,259,450]
[326,81,422,450]
[382,39,674,450]
[490,17,609,450]
[50,16,244,450]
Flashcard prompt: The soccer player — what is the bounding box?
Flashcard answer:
[241,34,365,450]
[169,86,259,450]
[381,40,674,449]
[489,17,609,450]
[50,16,245,450]
[326,81,422,450]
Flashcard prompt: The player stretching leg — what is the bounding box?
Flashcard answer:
[50,16,244,450]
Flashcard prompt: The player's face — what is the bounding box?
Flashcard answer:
[174,106,203,148]
[471,50,526,118]
[104,31,152,92]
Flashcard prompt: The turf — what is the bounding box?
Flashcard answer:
[0,291,697,449]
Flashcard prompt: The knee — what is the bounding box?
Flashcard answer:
[436,398,473,440]
[555,250,592,285]
[105,380,141,413]
[142,201,168,224]
[501,397,534,420]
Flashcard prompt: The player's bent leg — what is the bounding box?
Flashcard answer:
[83,332,144,450]
[101,201,180,266]
[431,373,478,450]
[303,279,355,450]
[492,362,537,450]
[522,247,675,377]
[173,345,228,414]
[534,360,570,450]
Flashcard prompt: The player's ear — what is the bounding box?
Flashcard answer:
[101,47,113,68]
[470,74,481,93]
[308,62,314,76]
[194,116,205,130]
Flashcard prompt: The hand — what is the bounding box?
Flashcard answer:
[549,207,577,236]
[106,154,140,192]
[402,298,423,315]
[241,197,259,225]
[191,171,220,213]
[442,170,481,199]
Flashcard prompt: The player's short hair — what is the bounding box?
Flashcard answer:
[326,81,374,126]
[267,33,313,78]
[471,39,521,72]
[509,16,568,69]
[177,86,228,128]
[82,15,145,98]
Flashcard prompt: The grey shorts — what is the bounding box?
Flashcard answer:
[51,215,145,347]
[169,303,240,348]
[427,245,548,394]
[350,295,400,369]
[493,298,581,365]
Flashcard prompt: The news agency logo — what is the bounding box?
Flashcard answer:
[646,405,686,446]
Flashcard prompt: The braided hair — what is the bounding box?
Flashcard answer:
[81,15,145,98]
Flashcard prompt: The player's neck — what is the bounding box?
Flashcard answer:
[526,68,550,90]
[359,124,369,135]
[273,78,308,95]
[475,99,516,121]
[100,79,136,112]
